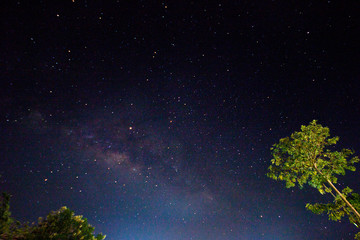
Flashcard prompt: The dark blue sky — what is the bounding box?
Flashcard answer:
[1,1,360,239]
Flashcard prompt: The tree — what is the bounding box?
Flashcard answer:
[0,193,13,235]
[0,193,105,240]
[267,120,360,238]
[26,206,105,240]
[0,193,29,239]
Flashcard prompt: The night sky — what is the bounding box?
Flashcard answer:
[1,1,360,239]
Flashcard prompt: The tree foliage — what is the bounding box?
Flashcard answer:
[26,207,105,240]
[267,120,360,238]
[0,193,105,240]
[0,193,15,237]
[267,120,359,192]
[306,187,360,226]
